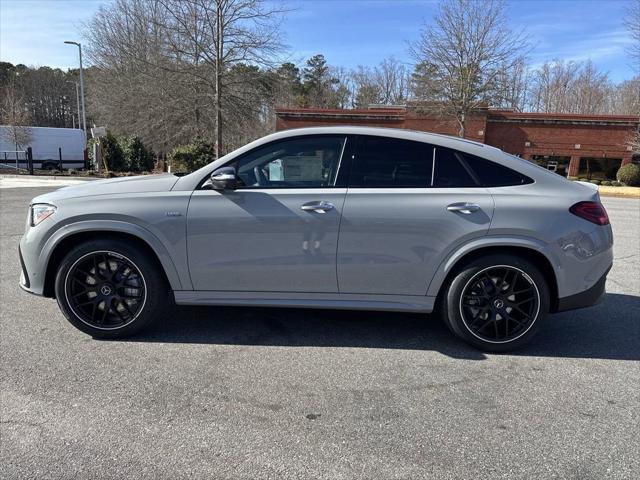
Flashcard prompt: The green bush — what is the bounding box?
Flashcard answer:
[567,176,578,181]
[601,180,612,186]
[168,140,216,173]
[121,136,155,172]
[589,179,601,185]
[86,137,97,165]
[612,181,622,187]
[102,133,126,171]
[88,134,154,172]
[616,163,640,186]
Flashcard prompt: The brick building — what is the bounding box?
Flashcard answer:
[275,104,639,180]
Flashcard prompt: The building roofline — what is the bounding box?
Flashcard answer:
[275,107,405,114]
[275,107,405,120]
[276,107,639,124]
[488,110,639,122]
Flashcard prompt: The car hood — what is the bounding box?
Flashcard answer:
[32,174,180,204]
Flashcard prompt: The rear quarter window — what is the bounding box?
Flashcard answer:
[461,153,534,187]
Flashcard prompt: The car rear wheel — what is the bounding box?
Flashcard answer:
[440,254,550,352]
[54,238,168,339]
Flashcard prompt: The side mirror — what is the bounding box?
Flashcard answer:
[210,166,238,191]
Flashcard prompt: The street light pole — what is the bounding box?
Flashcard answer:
[64,41,87,133]
[66,81,80,129]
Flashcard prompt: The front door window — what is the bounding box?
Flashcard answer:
[234,136,346,189]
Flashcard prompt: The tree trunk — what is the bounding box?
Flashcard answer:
[214,2,223,158]
[458,111,466,138]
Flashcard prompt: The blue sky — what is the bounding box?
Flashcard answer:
[0,0,636,82]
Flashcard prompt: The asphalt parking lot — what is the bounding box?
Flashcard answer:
[1,184,639,479]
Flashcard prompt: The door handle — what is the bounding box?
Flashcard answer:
[301,201,335,214]
[447,202,480,214]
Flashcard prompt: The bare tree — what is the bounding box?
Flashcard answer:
[85,0,205,152]
[572,60,612,114]
[530,60,613,114]
[625,0,640,66]
[410,0,528,137]
[160,0,285,155]
[86,0,286,156]
[624,0,640,156]
[351,66,381,107]
[350,58,412,108]
[610,77,640,115]
[0,75,32,152]
[492,55,529,111]
[373,57,411,105]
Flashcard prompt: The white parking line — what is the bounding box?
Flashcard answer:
[0,176,94,189]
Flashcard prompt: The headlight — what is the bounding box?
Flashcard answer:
[30,204,57,226]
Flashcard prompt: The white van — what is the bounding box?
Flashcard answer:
[0,126,86,170]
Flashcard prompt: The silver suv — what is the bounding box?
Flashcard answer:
[19,127,613,351]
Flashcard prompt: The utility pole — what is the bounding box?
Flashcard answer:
[64,41,87,133]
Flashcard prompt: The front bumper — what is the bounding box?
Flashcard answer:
[18,232,47,297]
[18,245,31,289]
[555,265,611,312]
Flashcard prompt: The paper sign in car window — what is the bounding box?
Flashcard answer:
[282,155,323,181]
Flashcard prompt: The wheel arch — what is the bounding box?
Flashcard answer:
[428,241,560,312]
[41,224,184,298]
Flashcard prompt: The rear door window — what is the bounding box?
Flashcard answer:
[350,136,434,188]
[432,148,478,187]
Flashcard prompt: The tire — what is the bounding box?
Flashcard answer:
[440,254,550,352]
[54,238,168,339]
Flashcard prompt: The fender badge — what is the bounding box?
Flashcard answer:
[165,211,182,217]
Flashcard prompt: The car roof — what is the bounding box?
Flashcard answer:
[273,126,496,154]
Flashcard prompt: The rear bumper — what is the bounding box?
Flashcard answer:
[555,265,610,312]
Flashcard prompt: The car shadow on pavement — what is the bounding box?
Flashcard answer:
[128,293,640,361]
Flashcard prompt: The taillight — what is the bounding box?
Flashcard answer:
[570,201,609,225]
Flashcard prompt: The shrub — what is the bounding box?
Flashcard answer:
[567,175,578,181]
[578,177,589,182]
[102,132,126,171]
[601,180,612,186]
[616,163,640,186]
[86,137,97,166]
[121,136,155,172]
[589,179,601,185]
[168,140,216,173]
[612,181,622,187]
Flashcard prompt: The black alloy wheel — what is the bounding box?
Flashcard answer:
[64,251,147,329]
[440,254,550,352]
[459,265,540,343]
[55,238,168,339]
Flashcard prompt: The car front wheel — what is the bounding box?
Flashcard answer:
[441,254,550,352]
[54,238,168,339]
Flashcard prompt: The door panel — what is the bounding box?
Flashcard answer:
[337,136,495,296]
[187,188,346,292]
[187,134,351,293]
[337,188,494,295]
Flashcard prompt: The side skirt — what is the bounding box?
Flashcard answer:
[173,291,436,313]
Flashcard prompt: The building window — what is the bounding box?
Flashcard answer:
[577,157,622,180]
[530,155,571,177]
